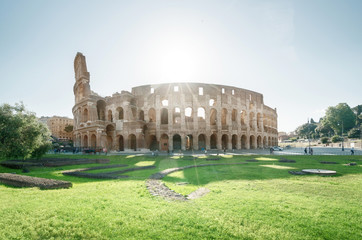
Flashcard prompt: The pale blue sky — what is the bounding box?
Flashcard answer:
[0,0,361,132]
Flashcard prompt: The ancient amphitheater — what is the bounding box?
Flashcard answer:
[73,52,278,152]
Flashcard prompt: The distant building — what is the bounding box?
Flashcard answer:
[39,116,74,141]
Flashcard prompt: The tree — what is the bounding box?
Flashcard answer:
[331,135,342,143]
[348,127,361,138]
[0,103,51,160]
[320,137,329,144]
[315,118,334,137]
[352,105,362,126]
[295,122,318,139]
[64,124,74,133]
[323,103,355,135]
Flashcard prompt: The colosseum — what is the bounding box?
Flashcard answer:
[72,52,278,152]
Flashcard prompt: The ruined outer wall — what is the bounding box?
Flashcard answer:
[72,53,278,151]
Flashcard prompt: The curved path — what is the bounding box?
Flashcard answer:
[146,162,248,201]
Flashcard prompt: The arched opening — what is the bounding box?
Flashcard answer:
[209,99,216,107]
[106,124,115,150]
[117,107,124,120]
[139,110,144,121]
[210,134,217,149]
[107,136,113,150]
[185,107,193,123]
[268,137,271,146]
[221,134,228,150]
[173,134,182,150]
[97,100,106,121]
[148,108,156,122]
[250,135,256,149]
[249,112,255,129]
[83,135,88,147]
[257,113,262,129]
[232,109,237,122]
[161,108,168,124]
[197,107,205,122]
[83,108,88,122]
[173,107,181,124]
[232,134,237,149]
[148,135,158,150]
[241,135,247,149]
[128,134,137,151]
[119,135,124,151]
[210,109,217,125]
[90,134,97,148]
[263,136,267,148]
[240,110,246,125]
[198,134,206,150]
[221,108,227,126]
[160,134,169,151]
[108,110,113,122]
[257,136,262,148]
[186,134,193,150]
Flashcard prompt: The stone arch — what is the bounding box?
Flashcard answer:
[186,134,193,150]
[232,134,237,149]
[90,134,97,148]
[161,108,168,124]
[250,135,256,149]
[197,107,206,122]
[198,134,206,150]
[185,107,193,123]
[221,134,228,149]
[160,134,169,151]
[210,134,217,149]
[117,107,124,120]
[173,107,181,124]
[118,135,124,151]
[128,134,137,150]
[210,109,217,125]
[148,135,158,150]
[232,109,237,122]
[249,112,255,129]
[97,100,106,121]
[108,110,113,122]
[83,108,88,122]
[106,124,115,150]
[257,113,262,129]
[241,135,247,149]
[240,110,246,125]
[83,135,88,147]
[221,108,227,126]
[148,108,156,122]
[257,135,262,148]
[263,136,267,148]
[139,110,144,121]
[173,134,182,150]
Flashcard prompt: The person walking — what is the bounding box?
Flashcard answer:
[304,147,307,155]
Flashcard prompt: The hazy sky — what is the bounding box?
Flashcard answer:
[0,0,361,132]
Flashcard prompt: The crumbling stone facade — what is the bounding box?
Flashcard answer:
[72,52,278,151]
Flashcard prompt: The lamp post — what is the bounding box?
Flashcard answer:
[308,118,311,151]
[341,121,344,151]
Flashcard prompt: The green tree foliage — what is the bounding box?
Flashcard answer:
[64,124,73,133]
[331,135,343,143]
[324,103,355,135]
[315,118,334,137]
[348,127,361,138]
[0,103,51,160]
[296,122,318,139]
[352,105,362,125]
[320,137,329,144]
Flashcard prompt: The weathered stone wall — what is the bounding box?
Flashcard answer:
[72,53,278,151]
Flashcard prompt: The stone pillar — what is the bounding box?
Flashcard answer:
[217,134,222,150]
[236,135,241,150]
[227,134,232,150]
[193,133,198,150]
[181,133,186,151]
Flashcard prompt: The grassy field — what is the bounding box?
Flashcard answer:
[0,154,361,239]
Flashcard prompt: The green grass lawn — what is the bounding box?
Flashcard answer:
[0,154,361,239]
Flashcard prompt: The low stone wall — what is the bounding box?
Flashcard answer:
[0,173,72,189]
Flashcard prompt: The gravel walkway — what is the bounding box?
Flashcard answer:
[146,162,247,201]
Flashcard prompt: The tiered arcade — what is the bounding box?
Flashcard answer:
[72,52,278,151]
